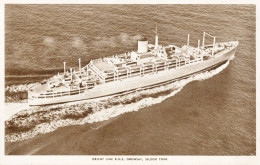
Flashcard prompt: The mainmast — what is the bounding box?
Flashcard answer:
[63,62,66,73]
[154,26,159,49]
[187,34,190,47]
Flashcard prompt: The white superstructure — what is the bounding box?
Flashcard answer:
[28,29,239,106]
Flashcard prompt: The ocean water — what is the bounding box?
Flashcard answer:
[5,5,255,155]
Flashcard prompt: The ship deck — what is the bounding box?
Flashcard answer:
[30,83,69,95]
[93,60,114,72]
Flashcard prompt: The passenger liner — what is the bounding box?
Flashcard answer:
[28,29,239,106]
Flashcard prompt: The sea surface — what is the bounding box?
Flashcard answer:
[4,4,256,155]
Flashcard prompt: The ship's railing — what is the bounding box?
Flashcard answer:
[214,42,237,57]
[28,86,95,99]
[103,57,204,83]
[203,41,238,57]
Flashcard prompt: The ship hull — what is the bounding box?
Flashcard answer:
[28,47,236,106]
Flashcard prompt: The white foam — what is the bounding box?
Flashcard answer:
[5,60,230,142]
[4,103,30,121]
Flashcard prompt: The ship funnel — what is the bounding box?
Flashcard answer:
[138,38,148,53]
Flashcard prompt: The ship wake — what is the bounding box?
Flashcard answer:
[5,60,231,142]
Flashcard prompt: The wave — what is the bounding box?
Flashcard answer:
[5,60,231,142]
[6,83,39,93]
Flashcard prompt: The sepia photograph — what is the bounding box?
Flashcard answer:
[1,1,258,164]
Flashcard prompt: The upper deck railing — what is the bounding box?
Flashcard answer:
[28,85,94,99]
